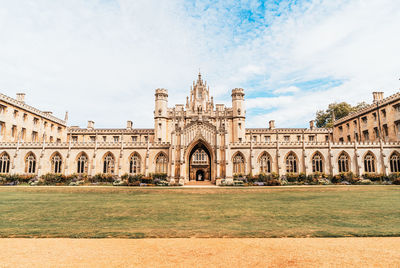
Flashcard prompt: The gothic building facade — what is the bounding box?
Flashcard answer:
[1,73,400,182]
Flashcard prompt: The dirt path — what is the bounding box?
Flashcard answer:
[0,238,399,267]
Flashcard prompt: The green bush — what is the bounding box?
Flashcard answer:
[121,173,144,184]
[257,172,279,183]
[40,173,71,185]
[393,178,400,185]
[285,173,299,183]
[265,179,281,186]
[388,173,400,182]
[151,173,167,180]
[0,174,36,184]
[331,172,359,184]
[89,173,115,183]
[362,173,388,182]
[140,177,153,184]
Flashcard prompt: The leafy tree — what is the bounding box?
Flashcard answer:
[316,101,368,128]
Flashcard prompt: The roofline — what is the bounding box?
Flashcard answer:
[0,93,66,126]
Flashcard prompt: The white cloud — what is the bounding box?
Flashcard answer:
[0,0,399,128]
[273,86,300,94]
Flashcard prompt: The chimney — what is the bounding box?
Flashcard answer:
[16,93,25,103]
[373,92,384,103]
[127,120,133,129]
[87,120,94,130]
[269,120,275,129]
[309,120,315,130]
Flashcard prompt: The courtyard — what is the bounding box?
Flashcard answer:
[0,185,399,238]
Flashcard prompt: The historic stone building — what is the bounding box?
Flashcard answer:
[333,91,400,143]
[0,73,400,182]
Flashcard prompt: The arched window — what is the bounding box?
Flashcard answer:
[25,153,36,174]
[233,153,245,174]
[129,153,141,174]
[338,152,350,173]
[364,152,376,173]
[0,152,10,174]
[390,152,400,173]
[286,152,298,173]
[155,153,168,173]
[259,152,271,173]
[192,149,208,165]
[77,153,88,174]
[51,153,62,173]
[312,152,323,173]
[103,153,115,174]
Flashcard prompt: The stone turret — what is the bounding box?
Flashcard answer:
[232,88,246,142]
[154,88,168,142]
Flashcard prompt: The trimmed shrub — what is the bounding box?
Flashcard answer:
[362,173,388,182]
[89,173,115,183]
[265,179,281,186]
[121,173,144,184]
[285,173,299,183]
[151,173,167,180]
[388,173,400,182]
[246,173,256,183]
[0,174,36,185]
[332,172,359,184]
[359,179,373,185]
[393,178,400,185]
[140,177,153,184]
[40,173,70,185]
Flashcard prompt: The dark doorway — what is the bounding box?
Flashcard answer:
[196,170,205,181]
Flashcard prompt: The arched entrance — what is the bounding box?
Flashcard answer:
[187,141,212,181]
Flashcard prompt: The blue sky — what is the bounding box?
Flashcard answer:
[0,0,400,128]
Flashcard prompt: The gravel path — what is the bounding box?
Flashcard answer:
[0,238,399,267]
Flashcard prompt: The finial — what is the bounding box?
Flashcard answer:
[64,111,68,122]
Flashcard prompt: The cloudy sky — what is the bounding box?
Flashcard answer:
[1,0,400,128]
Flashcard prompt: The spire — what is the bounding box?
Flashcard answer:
[197,70,203,85]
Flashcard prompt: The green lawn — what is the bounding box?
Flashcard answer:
[0,186,399,238]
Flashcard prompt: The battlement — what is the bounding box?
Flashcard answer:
[231,88,245,98]
[155,88,168,97]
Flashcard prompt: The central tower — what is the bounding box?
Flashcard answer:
[187,72,213,113]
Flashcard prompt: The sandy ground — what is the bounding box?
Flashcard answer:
[0,238,399,268]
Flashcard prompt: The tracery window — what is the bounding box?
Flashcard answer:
[390,152,400,173]
[286,152,298,173]
[155,153,168,173]
[103,153,115,174]
[51,153,62,174]
[312,152,323,173]
[192,149,208,165]
[130,153,141,174]
[25,153,36,174]
[233,153,245,174]
[77,153,88,174]
[364,152,376,173]
[259,152,271,173]
[338,152,350,173]
[0,152,10,174]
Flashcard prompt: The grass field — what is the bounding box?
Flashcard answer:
[0,186,399,238]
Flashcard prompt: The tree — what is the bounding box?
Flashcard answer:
[316,101,368,128]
